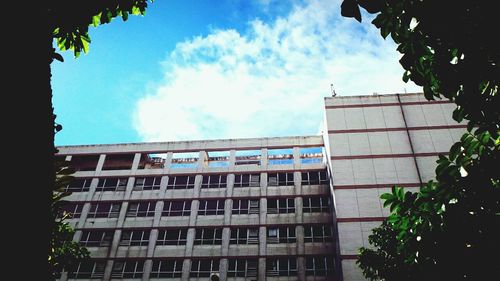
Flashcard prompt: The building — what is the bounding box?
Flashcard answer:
[56,93,465,281]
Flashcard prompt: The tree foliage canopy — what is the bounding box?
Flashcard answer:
[341,1,499,280]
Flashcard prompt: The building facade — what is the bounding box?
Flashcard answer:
[56,93,465,281]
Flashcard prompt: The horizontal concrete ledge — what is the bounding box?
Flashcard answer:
[77,253,337,261]
[330,152,448,160]
[336,217,386,223]
[333,183,421,190]
[325,100,451,109]
[328,124,467,134]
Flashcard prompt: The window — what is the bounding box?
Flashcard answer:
[156,229,188,245]
[228,259,258,277]
[267,172,294,186]
[87,202,121,218]
[301,170,329,185]
[234,173,260,187]
[133,176,161,190]
[267,198,295,214]
[59,202,84,218]
[303,196,331,213]
[306,256,335,276]
[65,178,92,192]
[120,229,151,246]
[151,259,183,278]
[126,201,156,217]
[266,257,297,276]
[69,154,99,172]
[201,174,227,188]
[79,230,114,247]
[268,148,293,165]
[194,228,223,245]
[230,227,259,245]
[235,150,261,166]
[198,199,225,216]
[190,259,220,277]
[69,261,105,279]
[102,153,135,170]
[166,175,196,189]
[111,260,144,278]
[232,199,259,215]
[162,201,191,216]
[304,224,333,243]
[267,226,296,243]
[96,177,128,192]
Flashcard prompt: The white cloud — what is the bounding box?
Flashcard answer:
[133,0,421,142]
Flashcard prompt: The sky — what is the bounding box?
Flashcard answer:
[52,0,422,146]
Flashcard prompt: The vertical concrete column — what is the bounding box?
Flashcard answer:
[259,226,267,256]
[162,152,173,174]
[296,225,305,255]
[221,227,231,256]
[260,198,267,225]
[193,175,203,198]
[189,200,199,227]
[297,256,306,281]
[293,147,301,169]
[226,173,235,197]
[131,152,142,171]
[116,202,129,228]
[123,176,135,201]
[224,198,233,225]
[229,149,236,168]
[76,203,91,229]
[294,171,302,195]
[85,178,99,201]
[258,257,267,281]
[95,154,106,173]
[102,259,114,281]
[72,230,83,243]
[197,150,207,172]
[219,258,229,281]
[59,271,68,281]
[184,228,196,257]
[295,196,303,224]
[261,148,268,168]
[141,260,153,281]
[159,175,169,195]
[181,259,192,281]
[260,172,268,197]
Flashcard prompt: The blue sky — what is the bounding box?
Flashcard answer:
[52,0,421,146]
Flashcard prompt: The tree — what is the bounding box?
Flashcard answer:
[50,159,90,280]
[340,1,499,280]
[8,1,152,280]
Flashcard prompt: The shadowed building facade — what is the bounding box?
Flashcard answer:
[56,92,464,281]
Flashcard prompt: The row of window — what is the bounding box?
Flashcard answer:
[79,225,334,247]
[69,256,334,279]
[61,197,331,219]
[65,171,329,192]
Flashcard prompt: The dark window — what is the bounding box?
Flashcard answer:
[267,226,296,243]
[126,201,156,217]
[133,176,162,190]
[267,198,295,214]
[120,229,151,246]
[102,153,134,170]
[111,260,144,278]
[232,199,259,215]
[194,228,223,245]
[190,259,220,277]
[156,229,188,245]
[266,258,297,276]
[228,259,258,277]
[65,178,92,192]
[303,196,331,213]
[69,155,99,172]
[233,173,260,187]
[301,170,329,185]
[306,256,335,276]
[151,259,183,278]
[230,227,259,245]
[167,175,196,189]
[268,172,294,186]
[87,202,121,218]
[68,261,105,279]
[79,230,113,247]
[201,174,227,188]
[96,178,128,192]
[304,225,333,243]
[198,199,225,216]
[59,202,84,219]
[162,201,191,216]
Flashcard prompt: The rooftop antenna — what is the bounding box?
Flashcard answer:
[330,83,337,97]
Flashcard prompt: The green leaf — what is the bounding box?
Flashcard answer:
[449,142,462,161]
[92,13,101,27]
[341,0,362,22]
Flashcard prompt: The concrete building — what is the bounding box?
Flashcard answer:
[56,93,465,281]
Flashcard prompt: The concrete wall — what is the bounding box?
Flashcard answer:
[323,93,466,281]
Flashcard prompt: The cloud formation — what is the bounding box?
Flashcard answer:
[133,0,421,142]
